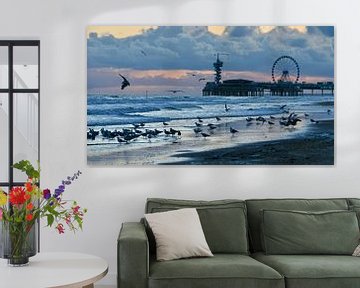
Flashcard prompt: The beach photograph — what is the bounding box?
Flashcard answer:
[87,26,334,165]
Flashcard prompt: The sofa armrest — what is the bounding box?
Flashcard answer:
[118,222,149,288]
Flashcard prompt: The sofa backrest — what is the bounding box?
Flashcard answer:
[245,198,350,252]
[145,198,249,255]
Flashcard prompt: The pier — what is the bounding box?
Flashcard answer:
[203,55,334,96]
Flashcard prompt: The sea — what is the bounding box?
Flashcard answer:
[87,94,334,165]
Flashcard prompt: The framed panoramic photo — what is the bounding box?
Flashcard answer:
[87,26,334,165]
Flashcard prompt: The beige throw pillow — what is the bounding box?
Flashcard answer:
[145,208,213,261]
[353,244,360,256]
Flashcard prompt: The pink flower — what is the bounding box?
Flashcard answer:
[56,223,65,234]
[0,208,3,220]
[72,205,80,215]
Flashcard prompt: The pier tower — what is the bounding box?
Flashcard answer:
[213,53,223,85]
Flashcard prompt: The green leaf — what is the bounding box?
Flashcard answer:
[47,214,54,227]
[12,160,40,180]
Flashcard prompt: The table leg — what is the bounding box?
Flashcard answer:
[82,284,94,288]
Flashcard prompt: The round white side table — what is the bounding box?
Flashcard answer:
[0,252,108,288]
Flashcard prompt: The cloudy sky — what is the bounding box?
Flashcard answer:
[87,26,334,96]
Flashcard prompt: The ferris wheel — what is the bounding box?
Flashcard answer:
[272,56,300,83]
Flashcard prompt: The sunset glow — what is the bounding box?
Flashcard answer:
[208,26,226,36]
[259,26,307,34]
[87,26,157,38]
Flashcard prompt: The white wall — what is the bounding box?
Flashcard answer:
[2,0,360,285]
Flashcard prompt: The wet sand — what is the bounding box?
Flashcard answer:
[164,120,334,165]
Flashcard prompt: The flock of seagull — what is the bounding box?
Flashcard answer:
[87,104,328,145]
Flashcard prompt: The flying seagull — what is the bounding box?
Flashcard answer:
[140,50,147,56]
[167,90,184,94]
[198,78,206,82]
[118,74,130,90]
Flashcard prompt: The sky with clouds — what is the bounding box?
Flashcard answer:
[87,26,334,95]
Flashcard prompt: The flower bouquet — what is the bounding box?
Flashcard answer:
[0,160,87,266]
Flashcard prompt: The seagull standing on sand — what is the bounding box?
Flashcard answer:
[201,132,210,138]
[215,116,221,121]
[118,74,130,90]
[230,127,239,134]
[225,103,230,112]
[117,137,127,143]
[310,119,319,124]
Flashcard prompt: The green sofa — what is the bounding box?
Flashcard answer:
[118,198,360,288]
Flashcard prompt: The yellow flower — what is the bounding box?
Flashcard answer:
[0,190,7,206]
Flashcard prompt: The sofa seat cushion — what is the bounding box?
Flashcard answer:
[252,252,360,288]
[149,254,284,288]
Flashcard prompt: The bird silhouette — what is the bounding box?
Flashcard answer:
[230,127,239,134]
[310,119,319,124]
[201,132,210,138]
[118,74,130,90]
[167,90,184,94]
[140,50,147,56]
[225,103,230,112]
[198,78,206,81]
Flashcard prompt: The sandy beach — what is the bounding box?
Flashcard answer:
[164,120,334,165]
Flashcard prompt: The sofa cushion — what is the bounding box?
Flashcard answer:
[246,198,349,252]
[146,198,249,254]
[149,254,284,288]
[252,252,360,288]
[261,209,359,255]
[145,208,213,261]
[347,198,360,207]
[350,206,360,227]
